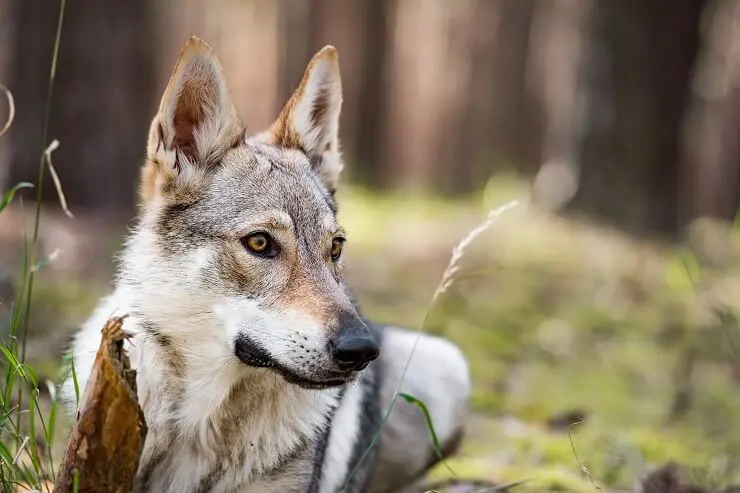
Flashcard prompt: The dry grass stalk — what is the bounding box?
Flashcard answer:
[42,140,73,219]
[433,200,521,302]
[568,421,604,492]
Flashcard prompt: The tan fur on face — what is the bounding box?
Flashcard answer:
[139,161,159,205]
[280,275,344,328]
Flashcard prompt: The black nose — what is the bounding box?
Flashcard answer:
[329,336,380,371]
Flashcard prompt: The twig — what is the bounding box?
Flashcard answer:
[0,84,15,137]
[11,437,29,466]
[567,420,603,492]
[42,140,73,218]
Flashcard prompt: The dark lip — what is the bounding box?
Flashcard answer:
[280,372,350,390]
[235,336,353,390]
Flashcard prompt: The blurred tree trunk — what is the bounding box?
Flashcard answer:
[279,0,312,104]
[429,0,484,195]
[451,0,501,195]
[301,0,394,187]
[0,0,57,198]
[284,0,390,186]
[485,0,542,178]
[154,0,282,132]
[353,0,391,187]
[678,0,740,226]
[433,0,542,195]
[565,0,707,239]
[529,0,593,212]
[668,0,740,422]
[381,0,440,192]
[0,0,18,191]
[5,0,156,217]
[381,0,481,194]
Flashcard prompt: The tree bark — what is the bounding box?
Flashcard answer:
[54,317,146,493]
[0,0,17,192]
[353,0,392,187]
[6,0,155,216]
[566,0,707,239]
[678,0,740,226]
[529,0,593,212]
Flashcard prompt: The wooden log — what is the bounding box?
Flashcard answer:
[53,316,147,493]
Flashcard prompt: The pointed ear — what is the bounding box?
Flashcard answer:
[145,36,243,195]
[266,46,344,192]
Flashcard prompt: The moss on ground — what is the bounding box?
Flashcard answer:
[335,181,740,492]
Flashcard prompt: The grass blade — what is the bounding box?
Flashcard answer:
[28,394,38,476]
[17,2,67,461]
[398,393,456,478]
[0,183,33,214]
[1,1,67,485]
[45,398,58,481]
[71,362,80,408]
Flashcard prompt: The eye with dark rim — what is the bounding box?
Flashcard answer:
[330,237,345,262]
[241,232,280,258]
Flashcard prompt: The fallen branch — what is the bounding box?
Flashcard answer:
[53,316,147,493]
[421,478,527,492]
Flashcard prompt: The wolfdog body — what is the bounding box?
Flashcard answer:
[60,37,470,493]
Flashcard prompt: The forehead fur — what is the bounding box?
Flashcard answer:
[154,138,338,238]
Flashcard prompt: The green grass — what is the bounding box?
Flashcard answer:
[0,2,67,490]
[0,185,61,492]
[0,180,79,492]
[335,183,740,492]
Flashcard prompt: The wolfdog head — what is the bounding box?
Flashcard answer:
[120,36,378,390]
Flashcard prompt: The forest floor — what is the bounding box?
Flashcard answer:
[3,177,740,492]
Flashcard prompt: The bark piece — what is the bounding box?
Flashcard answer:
[54,316,147,493]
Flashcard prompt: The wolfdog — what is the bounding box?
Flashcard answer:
[60,36,470,493]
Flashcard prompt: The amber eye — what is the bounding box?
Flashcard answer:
[330,237,345,262]
[241,232,279,258]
